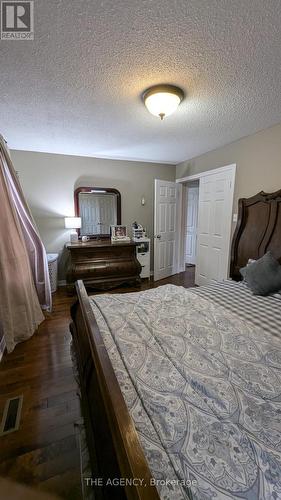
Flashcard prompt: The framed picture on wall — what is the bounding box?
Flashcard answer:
[111,225,130,241]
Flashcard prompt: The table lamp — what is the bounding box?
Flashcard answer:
[65,217,81,242]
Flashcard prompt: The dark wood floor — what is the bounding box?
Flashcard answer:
[0,268,195,499]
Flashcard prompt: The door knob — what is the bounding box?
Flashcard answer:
[155,235,161,239]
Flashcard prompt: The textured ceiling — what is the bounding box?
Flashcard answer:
[1,0,281,164]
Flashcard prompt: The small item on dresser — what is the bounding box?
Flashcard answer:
[81,235,90,242]
[111,225,130,242]
[132,221,145,239]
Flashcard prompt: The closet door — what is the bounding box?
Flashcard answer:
[195,167,235,286]
[80,194,117,235]
[80,193,101,235]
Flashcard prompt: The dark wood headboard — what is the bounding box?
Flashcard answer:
[230,189,281,280]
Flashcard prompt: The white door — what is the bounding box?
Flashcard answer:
[154,179,178,281]
[195,167,235,286]
[185,186,199,265]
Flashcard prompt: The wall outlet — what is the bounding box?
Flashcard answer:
[233,213,238,223]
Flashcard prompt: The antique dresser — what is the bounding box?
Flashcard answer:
[66,239,141,292]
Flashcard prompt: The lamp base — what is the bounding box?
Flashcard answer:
[70,232,79,243]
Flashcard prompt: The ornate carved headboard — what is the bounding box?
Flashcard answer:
[230,190,281,280]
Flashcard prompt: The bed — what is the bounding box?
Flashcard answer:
[70,190,281,500]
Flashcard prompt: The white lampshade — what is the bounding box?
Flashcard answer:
[64,217,81,229]
[143,84,184,120]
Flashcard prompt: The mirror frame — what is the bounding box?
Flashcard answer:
[74,186,121,239]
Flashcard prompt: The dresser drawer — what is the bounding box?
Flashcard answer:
[66,239,141,292]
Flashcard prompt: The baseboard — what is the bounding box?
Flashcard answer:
[0,337,6,362]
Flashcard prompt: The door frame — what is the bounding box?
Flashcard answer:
[176,164,236,275]
[184,182,199,265]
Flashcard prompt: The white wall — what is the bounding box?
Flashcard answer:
[11,150,176,280]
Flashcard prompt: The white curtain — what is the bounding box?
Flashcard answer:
[0,136,51,353]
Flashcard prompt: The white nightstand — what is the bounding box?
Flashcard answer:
[133,238,150,279]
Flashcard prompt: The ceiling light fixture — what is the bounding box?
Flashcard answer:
[143,84,184,120]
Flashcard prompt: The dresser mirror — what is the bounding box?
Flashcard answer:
[74,187,121,238]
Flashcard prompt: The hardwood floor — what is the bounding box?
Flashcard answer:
[0,268,195,499]
[0,290,81,499]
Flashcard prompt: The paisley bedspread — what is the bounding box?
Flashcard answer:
[90,284,281,500]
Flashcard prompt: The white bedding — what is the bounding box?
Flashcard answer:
[90,283,281,499]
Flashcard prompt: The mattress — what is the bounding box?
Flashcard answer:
[90,282,281,500]
[193,279,281,338]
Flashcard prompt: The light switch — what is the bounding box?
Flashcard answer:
[233,213,238,223]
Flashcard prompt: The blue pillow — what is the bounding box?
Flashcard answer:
[240,252,281,296]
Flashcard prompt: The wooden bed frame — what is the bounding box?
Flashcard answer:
[70,190,281,499]
[230,189,281,278]
[70,281,159,500]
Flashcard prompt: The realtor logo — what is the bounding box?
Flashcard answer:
[1,1,34,39]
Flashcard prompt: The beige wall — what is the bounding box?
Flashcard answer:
[12,122,281,281]
[11,150,176,280]
[176,122,281,212]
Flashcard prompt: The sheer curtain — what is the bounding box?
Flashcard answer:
[0,135,51,353]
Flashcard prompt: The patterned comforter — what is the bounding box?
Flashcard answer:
[90,283,281,499]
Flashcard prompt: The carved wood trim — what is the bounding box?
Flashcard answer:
[230,189,281,280]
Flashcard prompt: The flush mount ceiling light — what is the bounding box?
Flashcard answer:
[143,84,184,120]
